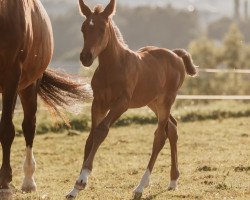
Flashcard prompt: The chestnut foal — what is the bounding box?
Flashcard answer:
[67,0,197,198]
[0,0,89,195]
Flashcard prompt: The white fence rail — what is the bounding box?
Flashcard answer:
[198,68,250,74]
[177,95,250,100]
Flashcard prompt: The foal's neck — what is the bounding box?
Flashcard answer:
[98,22,127,68]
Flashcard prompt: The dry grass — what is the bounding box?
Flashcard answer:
[3,117,250,200]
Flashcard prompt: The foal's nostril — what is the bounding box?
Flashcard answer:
[86,52,93,61]
[81,52,93,63]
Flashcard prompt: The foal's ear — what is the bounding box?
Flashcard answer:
[102,0,116,19]
[79,0,92,18]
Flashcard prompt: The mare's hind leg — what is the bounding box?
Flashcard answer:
[19,83,38,192]
[166,115,179,190]
[0,62,21,191]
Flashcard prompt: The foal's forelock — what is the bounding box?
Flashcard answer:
[89,19,94,26]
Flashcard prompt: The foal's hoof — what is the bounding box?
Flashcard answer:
[21,178,37,193]
[65,194,76,199]
[167,180,178,191]
[66,181,86,199]
[133,192,142,200]
[65,188,78,199]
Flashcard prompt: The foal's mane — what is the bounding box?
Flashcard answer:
[110,20,128,48]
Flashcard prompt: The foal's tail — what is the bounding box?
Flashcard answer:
[173,49,198,77]
[38,68,92,124]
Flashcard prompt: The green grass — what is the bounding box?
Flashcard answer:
[5,117,250,200]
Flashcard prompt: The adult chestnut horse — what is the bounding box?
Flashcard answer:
[67,0,197,199]
[0,0,89,194]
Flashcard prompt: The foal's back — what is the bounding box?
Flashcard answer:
[128,46,186,108]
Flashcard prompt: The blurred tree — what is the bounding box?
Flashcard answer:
[207,17,233,41]
[234,0,240,21]
[240,45,250,68]
[182,24,249,96]
[244,0,249,20]
[223,23,244,69]
[188,37,222,69]
[239,19,250,43]
[223,23,244,90]
[183,38,222,95]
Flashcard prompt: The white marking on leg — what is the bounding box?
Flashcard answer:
[66,169,91,198]
[21,147,37,192]
[168,180,178,190]
[134,169,151,194]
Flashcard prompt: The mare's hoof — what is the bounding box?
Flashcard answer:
[0,189,12,200]
[21,184,36,193]
[133,192,142,200]
[21,178,37,193]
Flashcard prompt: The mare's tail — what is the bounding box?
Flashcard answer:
[173,49,198,77]
[38,68,92,124]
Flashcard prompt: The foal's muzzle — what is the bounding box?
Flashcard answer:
[80,51,93,67]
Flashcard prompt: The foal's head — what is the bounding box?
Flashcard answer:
[79,0,116,67]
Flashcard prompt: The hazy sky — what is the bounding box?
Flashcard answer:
[41,0,234,17]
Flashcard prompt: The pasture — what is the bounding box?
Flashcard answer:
[5,101,250,200]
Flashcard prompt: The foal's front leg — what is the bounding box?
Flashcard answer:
[66,100,108,198]
[66,97,129,199]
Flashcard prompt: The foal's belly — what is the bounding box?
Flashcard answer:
[129,69,166,108]
[129,89,158,108]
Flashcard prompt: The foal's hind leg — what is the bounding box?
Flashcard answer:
[19,83,38,192]
[134,102,171,197]
[166,116,179,190]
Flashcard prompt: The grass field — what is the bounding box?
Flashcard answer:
[5,116,250,200]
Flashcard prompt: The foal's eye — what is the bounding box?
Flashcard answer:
[100,28,105,34]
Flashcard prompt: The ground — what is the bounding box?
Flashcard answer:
[4,117,250,199]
